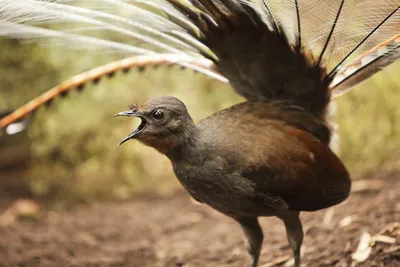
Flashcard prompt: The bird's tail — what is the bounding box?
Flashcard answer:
[0,0,399,127]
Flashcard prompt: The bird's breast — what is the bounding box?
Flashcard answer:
[171,158,273,217]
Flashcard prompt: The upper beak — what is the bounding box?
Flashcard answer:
[114,110,138,118]
[114,109,147,146]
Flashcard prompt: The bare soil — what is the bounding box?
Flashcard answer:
[0,171,399,267]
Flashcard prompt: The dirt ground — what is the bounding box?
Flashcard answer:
[0,171,399,267]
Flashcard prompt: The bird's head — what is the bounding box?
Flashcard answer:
[115,96,195,154]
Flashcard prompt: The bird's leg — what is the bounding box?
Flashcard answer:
[235,217,263,267]
[278,211,304,267]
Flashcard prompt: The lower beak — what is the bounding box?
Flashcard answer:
[114,110,147,146]
[117,128,141,146]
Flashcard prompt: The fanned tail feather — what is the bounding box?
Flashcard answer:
[330,34,400,97]
[0,0,399,127]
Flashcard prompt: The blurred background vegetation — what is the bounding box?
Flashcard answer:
[0,36,399,206]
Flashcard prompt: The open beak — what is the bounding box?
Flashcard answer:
[114,110,148,146]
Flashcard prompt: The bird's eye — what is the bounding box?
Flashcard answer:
[152,109,165,120]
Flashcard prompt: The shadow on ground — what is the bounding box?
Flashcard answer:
[0,170,399,267]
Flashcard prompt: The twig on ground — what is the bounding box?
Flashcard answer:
[351,179,385,193]
[260,255,291,267]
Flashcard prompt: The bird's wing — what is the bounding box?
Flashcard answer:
[241,123,351,211]
[200,102,350,211]
[0,0,399,126]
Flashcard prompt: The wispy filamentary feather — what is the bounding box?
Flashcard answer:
[0,0,399,126]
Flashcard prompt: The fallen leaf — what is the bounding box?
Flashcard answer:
[352,232,372,263]
[371,235,396,245]
[0,199,40,227]
[377,222,400,236]
[339,216,359,228]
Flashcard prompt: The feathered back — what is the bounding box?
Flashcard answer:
[0,0,399,126]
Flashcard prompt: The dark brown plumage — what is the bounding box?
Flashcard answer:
[115,96,351,267]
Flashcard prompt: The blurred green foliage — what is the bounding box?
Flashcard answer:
[0,39,60,109]
[0,38,399,205]
[336,61,400,174]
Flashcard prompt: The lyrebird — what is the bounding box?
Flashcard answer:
[0,1,399,266]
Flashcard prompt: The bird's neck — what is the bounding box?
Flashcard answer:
[165,125,205,165]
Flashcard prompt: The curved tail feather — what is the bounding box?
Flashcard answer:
[0,0,399,126]
[0,54,222,128]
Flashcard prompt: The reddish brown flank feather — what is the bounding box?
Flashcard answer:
[196,100,350,212]
[277,126,351,211]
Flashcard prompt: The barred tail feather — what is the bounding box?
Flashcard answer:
[0,54,222,128]
[0,0,399,126]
